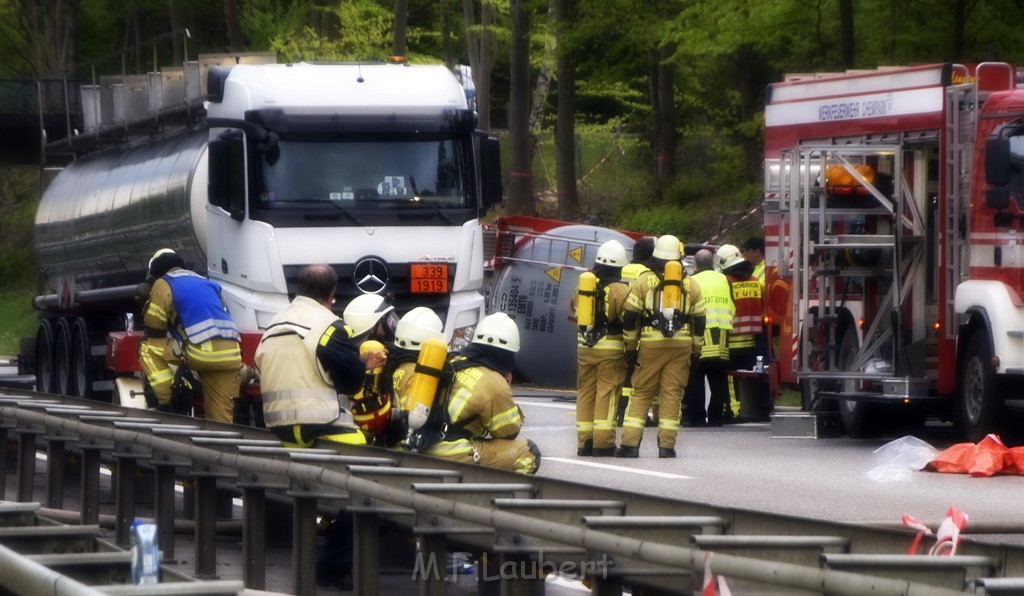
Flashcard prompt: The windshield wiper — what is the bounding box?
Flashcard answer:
[326,199,365,226]
[408,175,454,224]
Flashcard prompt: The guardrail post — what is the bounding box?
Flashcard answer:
[113,450,139,547]
[292,496,318,596]
[194,474,219,579]
[150,452,189,563]
[43,430,68,509]
[353,511,379,595]
[241,485,266,590]
[0,422,13,499]
[16,421,42,502]
[76,442,103,525]
[417,533,447,596]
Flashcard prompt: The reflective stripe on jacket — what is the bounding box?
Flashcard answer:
[728,275,763,349]
[163,269,240,344]
[692,269,733,360]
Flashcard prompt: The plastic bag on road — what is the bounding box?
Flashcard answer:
[865,435,938,483]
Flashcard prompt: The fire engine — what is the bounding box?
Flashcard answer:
[764,62,1024,441]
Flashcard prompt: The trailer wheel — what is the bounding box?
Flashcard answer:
[34,320,56,393]
[70,318,94,399]
[53,318,73,396]
[836,329,877,438]
[958,331,996,442]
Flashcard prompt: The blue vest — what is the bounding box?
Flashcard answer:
[163,270,240,344]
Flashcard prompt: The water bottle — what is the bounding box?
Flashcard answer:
[130,521,159,585]
[755,355,764,373]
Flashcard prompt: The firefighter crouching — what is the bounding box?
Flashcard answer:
[140,248,242,422]
[400,312,541,474]
[574,240,630,456]
[254,264,394,448]
[370,307,447,446]
[617,235,705,458]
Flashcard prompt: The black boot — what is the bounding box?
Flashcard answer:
[577,439,594,457]
[614,445,639,458]
[658,447,677,458]
[592,447,615,457]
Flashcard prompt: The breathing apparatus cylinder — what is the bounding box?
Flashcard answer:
[662,260,682,311]
[352,340,386,401]
[351,340,391,435]
[576,271,598,330]
[403,337,449,431]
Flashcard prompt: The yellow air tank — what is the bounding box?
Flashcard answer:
[403,337,449,431]
[662,260,682,311]
[352,340,386,401]
[576,271,598,328]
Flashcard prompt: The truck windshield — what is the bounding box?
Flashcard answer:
[255,139,468,209]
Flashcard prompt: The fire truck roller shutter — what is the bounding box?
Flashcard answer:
[489,225,635,388]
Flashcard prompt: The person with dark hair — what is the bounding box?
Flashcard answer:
[742,236,766,288]
[140,248,242,421]
[616,237,655,427]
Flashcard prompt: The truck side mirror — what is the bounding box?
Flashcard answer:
[480,136,503,211]
[208,134,246,221]
[986,187,1010,210]
[986,136,1011,186]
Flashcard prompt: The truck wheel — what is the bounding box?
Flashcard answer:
[70,318,94,399]
[34,320,56,393]
[54,318,73,396]
[958,331,996,442]
[836,329,876,438]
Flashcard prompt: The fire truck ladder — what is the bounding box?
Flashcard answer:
[943,83,977,340]
[784,145,928,410]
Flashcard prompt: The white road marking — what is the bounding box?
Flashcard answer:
[545,457,693,479]
[518,401,576,410]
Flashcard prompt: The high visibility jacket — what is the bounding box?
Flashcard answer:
[727,274,763,349]
[753,261,765,288]
[692,269,733,360]
[161,269,240,344]
[576,280,630,351]
[623,268,705,351]
[621,262,650,283]
[255,296,357,429]
[423,357,523,459]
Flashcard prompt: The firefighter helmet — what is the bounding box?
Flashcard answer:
[652,235,682,261]
[147,248,184,278]
[594,240,628,268]
[715,244,744,272]
[343,294,397,339]
[472,312,520,353]
[394,307,445,351]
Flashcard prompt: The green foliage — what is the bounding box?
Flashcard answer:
[0,290,36,354]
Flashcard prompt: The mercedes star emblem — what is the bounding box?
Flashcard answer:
[353,257,389,294]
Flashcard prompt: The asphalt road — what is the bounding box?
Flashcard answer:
[515,390,1024,528]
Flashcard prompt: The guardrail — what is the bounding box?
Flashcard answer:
[1,388,1021,595]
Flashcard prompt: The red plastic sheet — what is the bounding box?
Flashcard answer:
[926,434,1024,477]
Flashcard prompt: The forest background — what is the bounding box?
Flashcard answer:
[2,0,1024,351]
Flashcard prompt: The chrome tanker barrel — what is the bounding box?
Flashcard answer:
[34,129,209,310]
[489,225,635,388]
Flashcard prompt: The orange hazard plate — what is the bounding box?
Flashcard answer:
[410,263,449,293]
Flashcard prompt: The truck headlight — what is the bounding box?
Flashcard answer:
[449,325,474,352]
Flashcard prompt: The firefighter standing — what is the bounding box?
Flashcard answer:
[683,249,734,427]
[616,236,654,427]
[410,312,541,474]
[574,240,630,456]
[742,236,766,288]
[254,264,394,448]
[140,248,242,422]
[716,245,771,421]
[617,235,705,458]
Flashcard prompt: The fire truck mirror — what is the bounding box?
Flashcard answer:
[985,135,1011,186]
[987,188,1010,212]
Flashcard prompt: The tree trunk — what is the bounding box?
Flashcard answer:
[441,0,454,69]
[951,0,966,61]
[507,0,535,215]
[555,0,577,220]
[392,0,409,57]
[461,0,480,82]
[839,0,854,69]
[169,0,184,65]
[528,0,556,139]
[224,0,245,52]
[478,1,494,132]
[734,43,764,180]
[652,43,677,188]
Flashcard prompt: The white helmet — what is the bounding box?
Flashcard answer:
[472,312,520,353]
[343,294,396,338]
[148,248,176,269]
[395,307,445,351]
[652,235,682,261]
[715,244,744,272]
[594,240,628,268]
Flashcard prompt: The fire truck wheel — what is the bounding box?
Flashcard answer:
[836,329,877,438]
[34,320,56,394]
[958,331,996,443]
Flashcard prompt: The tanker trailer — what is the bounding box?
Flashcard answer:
[27,60,503,403]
